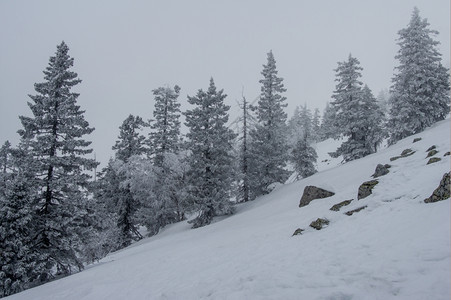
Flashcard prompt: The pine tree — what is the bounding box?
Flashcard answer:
[17,41,98,280]
[248,51,289,199]
[311,108,321,142]
[291,136,318,179]
[319,102,338,140]
[329,54,383,162]
[388,7,450,144]
[112,114,148,162]
[237,96,252,203]
[146,85,186,233]
[149,85,181,166]
[184,78,236,228]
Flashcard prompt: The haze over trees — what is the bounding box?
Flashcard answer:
[0,7,449,298]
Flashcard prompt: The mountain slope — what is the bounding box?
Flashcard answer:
[7,119,450,300]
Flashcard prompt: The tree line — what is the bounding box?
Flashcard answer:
[0,7,449,297]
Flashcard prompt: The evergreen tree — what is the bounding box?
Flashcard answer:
[146,85,187,233]
[248,51,289,199]
[319,102,338,140]
[388,7,450,144]
[112,114,148,162]
[184,78,236,228]
[311,108,321,142]
[291,136,318,179]
[149,85,181,165]
[329,54,383,162]
[237,96,252,203]
[17,41,97,280]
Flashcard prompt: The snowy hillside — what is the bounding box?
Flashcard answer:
[7,120,450,300]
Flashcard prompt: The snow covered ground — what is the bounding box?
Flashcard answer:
[7,120,450,300]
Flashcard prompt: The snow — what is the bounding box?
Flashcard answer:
[7,119,450,299]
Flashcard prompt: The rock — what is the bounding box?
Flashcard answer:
[426,145,436,152]
[330,199,353,211]
[358,180,379,200]
[309,218,329,230]
[424,172,450,203]
[371,164,391,178]
[413,137,422,143]
[427,157,441,165]
[299,186,335,207]
[345,206,367,216]
[292,228,304,236]
[390,149,415,161]
[444,151,450,156]
[426,149,438,158]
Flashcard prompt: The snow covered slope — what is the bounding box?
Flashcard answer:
[8,120,450,300]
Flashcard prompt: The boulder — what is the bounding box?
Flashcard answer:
[371,164,391,178]
[292,228,304,236]
[426,145,437,152]
[299,186,335,207]
[426,149,438,158]
[330,199,353,211]
[427,157,441,165]
[309,218,329,230]
[358,180,379,200]
[390,149,415,161]
[413,137,422,143]
[444,151,450,157]
[345,206,367,216]
[424,172,450,203]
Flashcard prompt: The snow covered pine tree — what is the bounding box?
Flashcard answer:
[184,78,236,228]
[388,7,450,144]
[329,54,384,162]
[17,41,98,282]
[248,50,290,199]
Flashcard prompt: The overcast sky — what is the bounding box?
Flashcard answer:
[0,0,449,166]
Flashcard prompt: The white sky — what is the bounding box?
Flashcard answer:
[0,0,449,166]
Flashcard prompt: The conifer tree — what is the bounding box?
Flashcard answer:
[248,51,289,199]
[146,85,187,233]
[17,41,98,280]
[149,85,181,165]
[291,136,317,179]
[311,108,321,142]
[319,102,338,140]
[184,78,236,228]
[112,114,148,162]
[329,54,384,162]
[237,96,252,203]
[388,7,450,144]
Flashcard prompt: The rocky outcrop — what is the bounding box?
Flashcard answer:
[309,218,329,230]
[413,138,422,143]
[330,200,353,211]
[424,172,450,203]
[292,228,304,236]
[427,157,441,165]
[427,150,438,157]
[390,149,415,161]
[371,164,391,178]
[444,151,450,157]
[299,186,335,207]
[345,206,367,216]
[358,180,379,200]
[426,145,436,152]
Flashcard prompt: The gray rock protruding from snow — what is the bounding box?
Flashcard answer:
[309,218,330,230]
[330,199,353,211]
[371,164,391,178]
[299,186,335,207]
[292,228,304,236]
[390,148,415,161]
[345,206,367,216]
[424,172,450,203]
[358,180,379,200]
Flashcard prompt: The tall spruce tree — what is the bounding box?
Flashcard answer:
[329,54,383,162]
[149,85,181,165]
[248,51,289,199]
[388,7,450,144]
[146,85,186,234]
[17,41,97,280]
[184,78,236,228]
[237,96,252,203]
[112,114,148,162]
